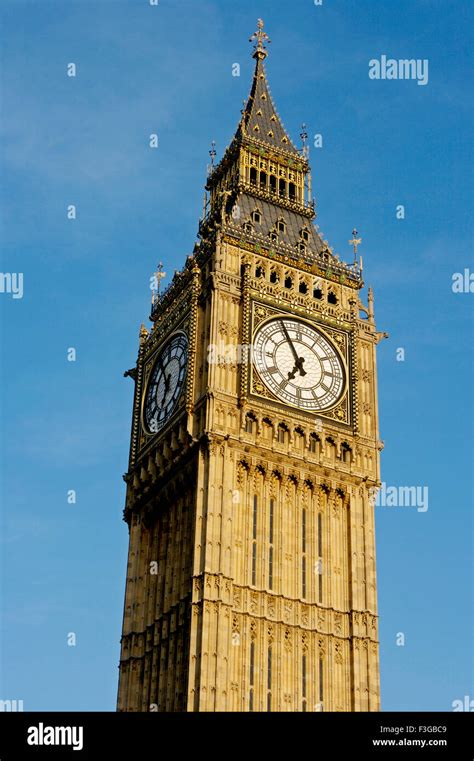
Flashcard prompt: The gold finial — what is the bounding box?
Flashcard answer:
[151,261,166,305]
[348,228,362,262]
[249,19,270,59]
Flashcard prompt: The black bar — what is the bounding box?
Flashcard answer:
[0,711,472,759]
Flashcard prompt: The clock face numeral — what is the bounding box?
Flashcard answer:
[144,333,188,434]
[253,317,345,411]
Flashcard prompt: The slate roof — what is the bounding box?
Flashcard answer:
[238,56,300,156]
[228,194,325,256]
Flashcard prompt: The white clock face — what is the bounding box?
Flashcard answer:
[253,317,345,411]
[144,333,188,433]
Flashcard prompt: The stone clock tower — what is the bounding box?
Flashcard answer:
[117,20,383,713]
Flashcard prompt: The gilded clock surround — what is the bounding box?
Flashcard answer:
[249,303,351,422]
[141,330,189,435]
[117,21,383,713]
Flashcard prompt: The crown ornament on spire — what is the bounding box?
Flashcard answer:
[249,18,270,59]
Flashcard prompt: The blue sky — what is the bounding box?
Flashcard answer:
[0,0,472,711]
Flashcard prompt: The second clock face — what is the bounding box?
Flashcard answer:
[144,332,188,433]
[253,317,345,411]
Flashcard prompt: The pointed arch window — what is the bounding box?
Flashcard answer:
[302,654,307,712]
[313,286,322,300]
[269,269,279,284]
[267,647,272,712]
[268,498,274,590]
[302,503,307,599]
[251,495,258,585]
[249,641,255,711]
[245,413,256,433]
[317,512,323,603]
[319,657,324,711]
[341,443,352,464]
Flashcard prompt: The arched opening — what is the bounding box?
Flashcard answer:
[279,179,286,198]
[269,175,277,193]
[341,443,352,464]
[289,182,296,200]
[260,171,267,190]
[262,417,274,442]
[325,437,336,460]
[245,413,257,434]
[250,167,257,186]
[294,427,305,451]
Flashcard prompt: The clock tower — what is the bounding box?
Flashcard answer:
[117,20,383,712]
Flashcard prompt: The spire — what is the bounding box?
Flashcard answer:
[198,21,363,291]
[239,20,300,156]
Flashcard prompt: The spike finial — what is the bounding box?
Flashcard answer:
[209,140,216,164]
[348,228,362,263]
[249,19,270,60]
[300,123,309,158]
[151,262,166,305]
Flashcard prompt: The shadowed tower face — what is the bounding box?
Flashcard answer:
[117,20,382,713]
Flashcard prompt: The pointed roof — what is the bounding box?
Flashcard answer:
[238,20,300,156]
[239,57,300,155]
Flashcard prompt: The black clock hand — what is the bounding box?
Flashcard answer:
[280,321,307,378]
[280,320,299,363]
[160,373,171,407]
[288,357,306,380]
